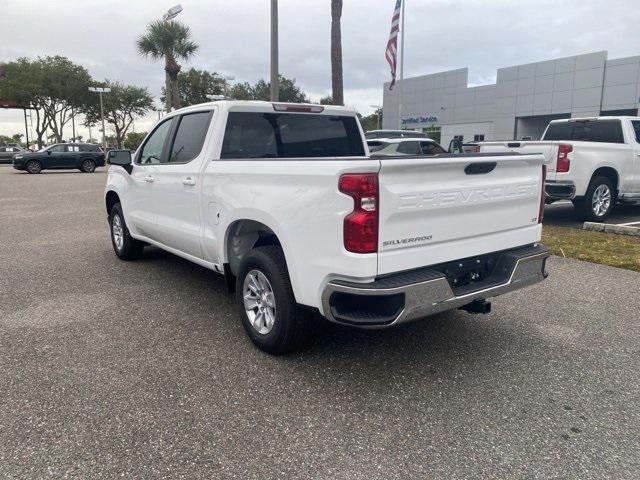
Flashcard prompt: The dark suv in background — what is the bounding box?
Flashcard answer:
[0,145,27,164]
[12,143,105,174]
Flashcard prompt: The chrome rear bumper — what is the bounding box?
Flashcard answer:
[545,181,576,200]
[321,244,548,328]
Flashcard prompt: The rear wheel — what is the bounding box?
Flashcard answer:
[235,246,309,354]
[81,159,96,173]
[109,203,144,260]
[573,176,614,222]
[26,160,41,174]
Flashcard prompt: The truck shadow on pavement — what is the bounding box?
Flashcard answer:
[137,245,529,384]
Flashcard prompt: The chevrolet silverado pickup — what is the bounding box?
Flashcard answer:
[104,101,548,354]
[480,116,640,221]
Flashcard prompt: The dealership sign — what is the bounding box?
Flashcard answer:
[401,115,438,125]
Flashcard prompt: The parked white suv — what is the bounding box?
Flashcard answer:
[104,101,548,354]
[366,137,447,155]
[480,117,640,221]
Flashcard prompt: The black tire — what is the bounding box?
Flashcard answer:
[573,176,615,222]
[80,159,96,173]
[109,203,144,260]
[235,246,309,354]
[26,160,42,174]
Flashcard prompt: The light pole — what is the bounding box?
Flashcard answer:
[223,75,235,98]
[370,105,382,130]
[88,86,111,152]
[270,0,279,101]
[163,4,183,21]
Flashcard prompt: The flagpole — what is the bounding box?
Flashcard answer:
[398,0,405,129]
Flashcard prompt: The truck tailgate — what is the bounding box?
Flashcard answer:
[377,153,544,274]
[480,141,560,180]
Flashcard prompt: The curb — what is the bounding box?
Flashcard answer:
[583,222,640,237]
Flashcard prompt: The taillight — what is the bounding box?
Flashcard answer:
[339,173,379,253]
[556,144,572,173]
[539,164,546,224]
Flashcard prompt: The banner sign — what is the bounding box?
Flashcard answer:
[401,115,438,125]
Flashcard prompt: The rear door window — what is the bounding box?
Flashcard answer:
[396,141,421,155]
[632,121,640,143]
[169,111,213,163]
[221,112,365,159]
[420,141,446,155]
[367,141,386,152]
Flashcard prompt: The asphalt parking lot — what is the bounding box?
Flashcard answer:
[544,200,640,228]
[1,165,639,479]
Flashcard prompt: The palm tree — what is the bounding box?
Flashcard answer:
[137,20,198,112]
[330,0,344,105]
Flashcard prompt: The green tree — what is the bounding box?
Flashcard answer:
[0,56,94,147]
[163,68,225,106]
[319,95,334,105]
[359,108,383,132]
[137,20,198,113]
[123,131,147,151]
[38,56,94,143]
[330,0,344,105]
[228,81,254,100]
[82,81,154,148]
[250,75,309,103]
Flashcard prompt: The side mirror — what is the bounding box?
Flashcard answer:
[108,149,133,174]
[47,150,52,155]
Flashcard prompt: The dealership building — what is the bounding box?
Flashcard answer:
[382,51,640,147]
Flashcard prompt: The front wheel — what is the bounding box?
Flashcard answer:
[109,203,144,260]
[81,159,96,173]
[573,176,615,222]
[235,246,309,354]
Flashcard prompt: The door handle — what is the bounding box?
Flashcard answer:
[144,175,154,183]
[182,176,196,186]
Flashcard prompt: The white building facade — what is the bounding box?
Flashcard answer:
[382,51,640,148]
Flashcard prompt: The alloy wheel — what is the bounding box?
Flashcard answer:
[243,269,277,335]
[592,184,611,217]
[112,214,124,251]
[83,160,95,172]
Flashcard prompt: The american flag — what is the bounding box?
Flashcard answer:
[385,0,402,90]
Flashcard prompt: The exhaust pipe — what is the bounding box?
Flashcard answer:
[460,299,491,315]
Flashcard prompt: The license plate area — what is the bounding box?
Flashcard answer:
[430,249,521,296]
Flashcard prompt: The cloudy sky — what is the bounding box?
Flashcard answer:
[2,0,640,140]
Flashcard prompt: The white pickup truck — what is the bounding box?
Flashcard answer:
[104,101,548,354]
[480,116,640,221]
